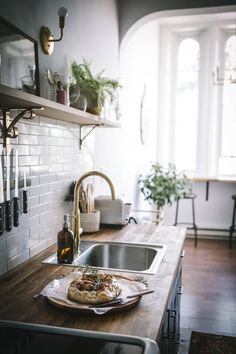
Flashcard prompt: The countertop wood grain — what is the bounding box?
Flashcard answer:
[0,224,186,342]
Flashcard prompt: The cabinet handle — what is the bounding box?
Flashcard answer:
[170,309,177,336]
[166,309,170,338]
[178,286,184,295]
[181,249,185,257]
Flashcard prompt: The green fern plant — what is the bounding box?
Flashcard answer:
[71,59,121,114]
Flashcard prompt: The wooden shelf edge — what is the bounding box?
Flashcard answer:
[0,84,120,128]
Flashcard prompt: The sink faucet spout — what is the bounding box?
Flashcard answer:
[72,171,115,253]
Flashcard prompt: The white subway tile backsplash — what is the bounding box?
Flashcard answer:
[18,216,30,231]
[30,125,50,136]
[0,249,8,262]
[30,145,49,155]
[1,116,94,275]
[18,134,39,145]
[19,155,40,166]
[7,234,19,248]
[0,238,6,251]
[39,136,58,146]
[0,262,7,276]
[29,195,40,208]
[40,155,58,165]
[29,175,40,186]
[8,245,19,259]
[17,145,31,155]
[16,229,30,240]
[30,184,49,197]
[28,215,40,227]
[48,146,64,155]
[39,227,55,240]
[56,171,71,181]
[40,174,57,184]
[30,165,50,176]
[39,192,55,204]
[29,239,48,257]
[19,239,30,253]
[40,116,56,127]
[49,127,64,138]
[8,250,30,271]
[49,164,64,173]
[30,202,48,217]
[48,181,64,192]
[39,210,55,224]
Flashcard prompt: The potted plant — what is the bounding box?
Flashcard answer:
[71,59,121,115]
[138,163,192,224]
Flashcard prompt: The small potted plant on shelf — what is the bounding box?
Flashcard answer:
[71,59,121,115]
[138,163,192,225]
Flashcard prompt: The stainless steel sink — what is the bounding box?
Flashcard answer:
[43,241,166,274]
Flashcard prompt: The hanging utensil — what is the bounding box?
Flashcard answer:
[5,147,12,231]
[23,167,28,214]
[79,184,87,213]
[86,183,94,213]
[13,148,19,227]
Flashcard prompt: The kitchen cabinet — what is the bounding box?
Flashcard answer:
[0,84,120,146]
[159,251,183,354]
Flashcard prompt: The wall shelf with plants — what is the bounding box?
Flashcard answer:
[0,84,120,147]
[0,84,120,127]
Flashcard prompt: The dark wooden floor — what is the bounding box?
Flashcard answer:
[178,237,236,354]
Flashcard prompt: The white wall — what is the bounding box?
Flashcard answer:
[94,20,159,205]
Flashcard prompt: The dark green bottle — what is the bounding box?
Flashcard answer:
[57,214,74,264]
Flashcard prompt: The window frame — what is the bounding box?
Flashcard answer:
[157,18,236,178]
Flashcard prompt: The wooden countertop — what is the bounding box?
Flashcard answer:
[0,224,186,342]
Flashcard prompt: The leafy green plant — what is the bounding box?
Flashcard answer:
[71,59,121,114]
[138,163,192,209]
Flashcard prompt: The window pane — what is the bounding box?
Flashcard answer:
[220,35,236,175]
[174,39,199,171]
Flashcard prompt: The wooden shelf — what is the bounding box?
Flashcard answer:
[0,84,120,128]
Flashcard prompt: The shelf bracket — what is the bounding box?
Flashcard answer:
[79,125,97,149]
[0,107,42,147]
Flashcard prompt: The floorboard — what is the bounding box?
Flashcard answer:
[178,237,236,354]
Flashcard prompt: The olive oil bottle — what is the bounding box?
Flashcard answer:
[57,214,74,264]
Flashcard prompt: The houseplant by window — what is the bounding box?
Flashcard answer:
[138,163,192,224]
[71,59,121,115]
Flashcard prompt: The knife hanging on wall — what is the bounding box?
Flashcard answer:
[5,147,12,232]
[23,167,28,214]
[13,148,19,227]
[0,151,4,235]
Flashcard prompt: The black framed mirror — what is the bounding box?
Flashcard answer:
[0,16,40,96]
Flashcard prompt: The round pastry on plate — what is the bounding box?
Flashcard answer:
[67,272,121,305]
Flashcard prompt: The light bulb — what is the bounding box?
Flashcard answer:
[58,7,68,18]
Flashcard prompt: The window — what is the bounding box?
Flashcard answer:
[174,38,200,171]
[219,34,236,175]
[158,16,236,177]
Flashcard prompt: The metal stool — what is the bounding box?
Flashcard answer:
[174,192,198,246]
[229,194,236,249]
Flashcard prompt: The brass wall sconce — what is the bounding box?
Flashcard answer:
[40,7,68,55]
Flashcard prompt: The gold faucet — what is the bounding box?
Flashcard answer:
[72,170,115,253]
